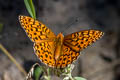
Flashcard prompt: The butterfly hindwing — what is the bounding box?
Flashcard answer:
[55,45,80,68]
[34,41,56,67]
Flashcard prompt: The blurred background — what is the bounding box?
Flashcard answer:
[0,0,120,80]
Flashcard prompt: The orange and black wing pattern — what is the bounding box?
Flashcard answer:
[64,30,104,52]
[55,30,104,68]
[55,45,80,68]
[34,41,56,67]
[19,16,56,67]
[19,15,56,42]
[19,16,104,68]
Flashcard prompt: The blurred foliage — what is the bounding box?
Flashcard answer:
[24,0,36,19]
[26,63,86,80]
[74,77,87,80]
[33,64,44,80]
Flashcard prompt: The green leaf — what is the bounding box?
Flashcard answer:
[74,77,87,80]
[34,65,44,80]
[26,63,44,80]
[24,0,36,19]
[0,23,3,33]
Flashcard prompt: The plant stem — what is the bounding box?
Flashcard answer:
[44,68,51,80]
[0,43,27,76]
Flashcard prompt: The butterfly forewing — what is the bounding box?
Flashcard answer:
[64,30,104,52]
[19,15,56,42]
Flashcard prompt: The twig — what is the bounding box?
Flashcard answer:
[0,43,27,76]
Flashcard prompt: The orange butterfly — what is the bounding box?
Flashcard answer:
[19,15,104,68]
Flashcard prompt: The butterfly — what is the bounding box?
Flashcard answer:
[19,15,104,68]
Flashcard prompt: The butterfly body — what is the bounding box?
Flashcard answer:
[53,33,64,61]
[19,15,104,68]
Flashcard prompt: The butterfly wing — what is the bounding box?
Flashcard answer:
[64,30,104,52]
[19,15,56,42]
[55,45,80,68]
[55,30,104,68]
[34,42,56,67]
[19,16,56,67]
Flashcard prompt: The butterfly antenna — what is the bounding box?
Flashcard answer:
[62,17,79,34]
